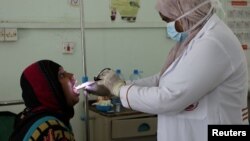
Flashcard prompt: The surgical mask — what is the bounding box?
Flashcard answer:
[166,0,216,42]
[166,21,188,42]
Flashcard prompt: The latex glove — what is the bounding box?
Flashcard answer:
[83,81,112,97]
[97,69,125,96]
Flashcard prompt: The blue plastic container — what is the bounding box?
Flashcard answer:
[96,105,112,112]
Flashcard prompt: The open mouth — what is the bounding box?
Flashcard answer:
[73,87,80,95]
[73,81,80,95]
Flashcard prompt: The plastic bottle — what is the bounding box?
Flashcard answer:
[113,69,124,112]
[115,69,125,80]
[129,69,142,81]
[111,97,121,112]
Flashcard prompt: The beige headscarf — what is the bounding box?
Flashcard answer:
[156,0,214,77]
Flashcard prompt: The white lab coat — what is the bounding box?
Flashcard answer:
[120,14,249,141]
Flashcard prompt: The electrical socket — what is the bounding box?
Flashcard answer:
[0,29,4,41]
[63,42,75,54]
[5,28,17,41]
[69,0,80,6]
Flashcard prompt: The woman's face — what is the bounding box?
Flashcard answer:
[159,12,184,32]
[58,67,79,107]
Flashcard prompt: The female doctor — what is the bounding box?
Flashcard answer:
[87,0,249,141]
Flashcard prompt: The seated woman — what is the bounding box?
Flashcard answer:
[9,60,80,141]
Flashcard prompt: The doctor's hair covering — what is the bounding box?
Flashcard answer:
[20,60,74,118]
[155,0,215,77]
[156,0,214,32]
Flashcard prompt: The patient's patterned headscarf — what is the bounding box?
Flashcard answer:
[21,60,74,118]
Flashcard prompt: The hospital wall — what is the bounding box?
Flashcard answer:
[1,1,250,141]
[0,1,171,140]
[0,1,172,140]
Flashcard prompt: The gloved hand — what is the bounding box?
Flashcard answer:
[96,68,126,96]
[84,81,112,97]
